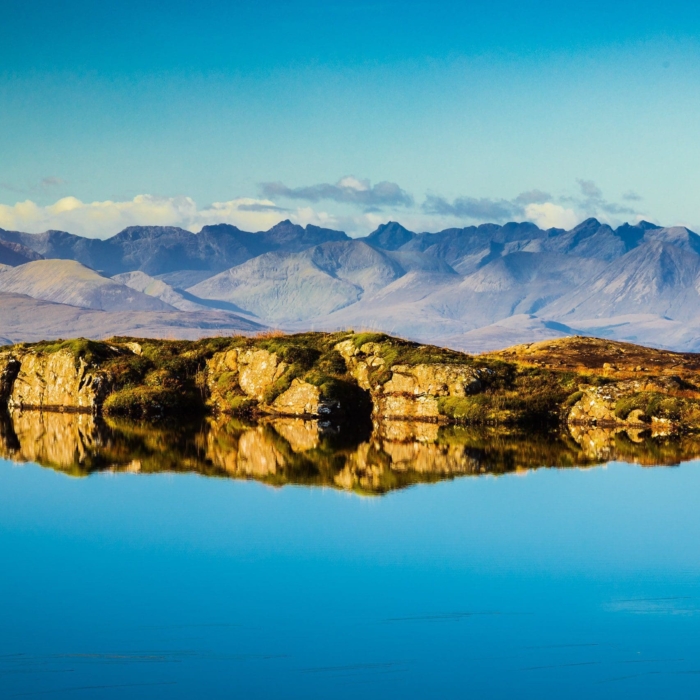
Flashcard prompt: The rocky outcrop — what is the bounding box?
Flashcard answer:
[567,377,685,428]
[382,363,483,397]
[335,340,385,390]
[206,347,285,411]
[335,339,487,421]
[8,350,110,413]
[206,349,335,417]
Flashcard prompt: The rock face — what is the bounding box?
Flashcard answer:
[335,339,485,421]
[206,349,334,417]
[382,364,483,397]
[8,350,110,412]
[272,379,337,417]
[238,349,287,401]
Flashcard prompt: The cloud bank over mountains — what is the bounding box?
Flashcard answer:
[0,177,654,239]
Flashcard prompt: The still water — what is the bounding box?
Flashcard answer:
[1,412,700,698]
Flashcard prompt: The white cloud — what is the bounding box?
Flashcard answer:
[0,194,308,239]
[524,202,579,230]
[336,176,369,191]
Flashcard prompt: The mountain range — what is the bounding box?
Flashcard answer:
[1,217,699,351]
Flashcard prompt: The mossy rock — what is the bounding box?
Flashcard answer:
[31,338,122,369]
[104,386,198,419]
[565,390,584,407]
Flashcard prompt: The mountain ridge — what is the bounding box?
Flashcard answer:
[1,217,699,353]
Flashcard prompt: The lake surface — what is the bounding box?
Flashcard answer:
[1,413,700,698]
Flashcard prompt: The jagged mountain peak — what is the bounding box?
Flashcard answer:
[637,220,662,231]
[265,218,301,234]
[364,221,416,250]
[572,217,603,230]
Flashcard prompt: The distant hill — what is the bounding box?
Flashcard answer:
[112,271,206,312]
[0,292,263,343]
[0,260,174,312]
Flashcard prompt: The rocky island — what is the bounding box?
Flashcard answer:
[1,331,700,432]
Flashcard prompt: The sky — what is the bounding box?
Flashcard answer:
[1,0,700,238]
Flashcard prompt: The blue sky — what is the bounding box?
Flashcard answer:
[1,1,700,237]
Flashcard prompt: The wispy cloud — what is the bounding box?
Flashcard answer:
[622,190,643,202]
[422,189,563,225]
[0,176,66,195]
[514,189,552,205]
[577,179,602,199]
[423,195,520,221]
[569,179,639,217]
[236,202,290,213]
[40,176,65,188]
[260,176,414,209]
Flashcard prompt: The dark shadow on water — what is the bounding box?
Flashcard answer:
[1,409,699,494]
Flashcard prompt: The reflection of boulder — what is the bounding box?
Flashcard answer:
[376,420,440,442]
[334,421,481,493]
[202,423,240,475]
[8,410,99,470]
[567,423,621,461]
[381,440,475,475]
[203,422,288,478]
[335,443,387,492]
[236,428,287,477]
[269,418,321,452]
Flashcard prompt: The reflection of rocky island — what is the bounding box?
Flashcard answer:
[1,411,698,494]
